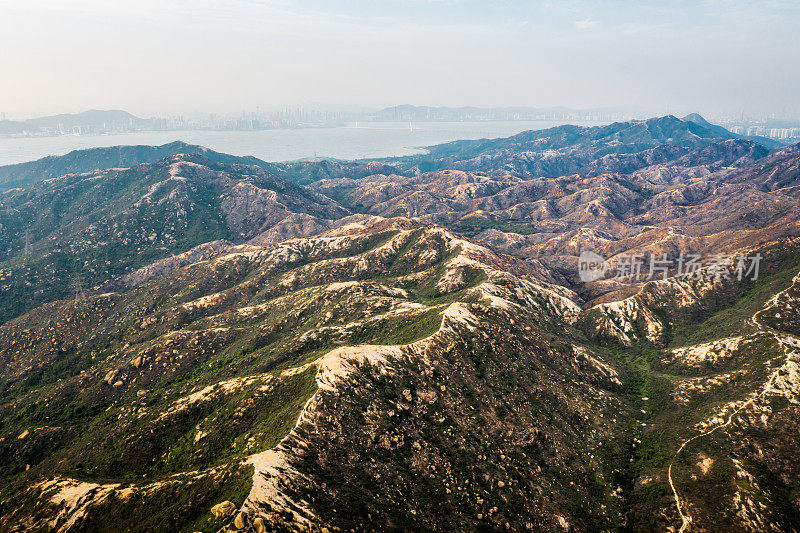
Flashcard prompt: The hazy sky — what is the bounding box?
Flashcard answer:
[1,0,798,119]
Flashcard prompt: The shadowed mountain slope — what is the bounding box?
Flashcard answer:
[0,154,347,323]
[0,142,280,192]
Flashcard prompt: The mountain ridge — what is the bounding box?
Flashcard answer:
[2,117,800,531]
[0,142,278,192]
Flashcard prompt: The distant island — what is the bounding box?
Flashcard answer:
[0,109,146,136]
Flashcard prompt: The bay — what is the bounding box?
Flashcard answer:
[0,120,608,166]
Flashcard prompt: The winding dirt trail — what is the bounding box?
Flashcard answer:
[668,278,800,532]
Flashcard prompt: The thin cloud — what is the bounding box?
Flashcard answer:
[573,18,598,30]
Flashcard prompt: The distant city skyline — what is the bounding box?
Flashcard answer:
[3,105,800,145]
[1,104,667,123]
[1,0,798,120]
[3,103,800,125]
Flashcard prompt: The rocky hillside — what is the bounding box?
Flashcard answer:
[578,237,800,531]
[311,137,800,305]
[2,218,799,531]
[396,115,780,177]
[0,142,281,192]
[0,154,347,323]
[2,115,800,532]
[0,219,630,531]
